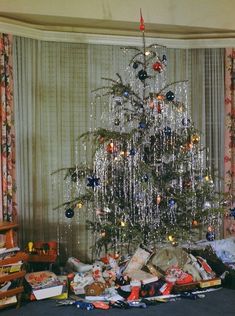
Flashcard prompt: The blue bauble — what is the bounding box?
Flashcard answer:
[164,126,172,136]
[87,176,100,188]
[133,62,139,69]
[166,91,175,101]
[65,208,74,218]
[129,148,136,156]
[206,231,215,241]
[182,118,191,126]
[168,198,175,207]
[123,91,129,98]
[230,207,235,219]
[139,121,146,129]
[143,174,149,182]
[138,69,148,81]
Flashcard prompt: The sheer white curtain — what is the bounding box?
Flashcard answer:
[13,37,224,262]
[189,49,225,189]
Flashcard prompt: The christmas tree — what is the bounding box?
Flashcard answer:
[55,13,224,256]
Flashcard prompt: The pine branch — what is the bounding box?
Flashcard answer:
[53,191,94,210]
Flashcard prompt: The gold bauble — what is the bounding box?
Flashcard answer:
[191,134,200,144]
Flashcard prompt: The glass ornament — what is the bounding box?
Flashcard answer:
[114,118,120,126]
[138,69,148,81]
[191,133,200,144]
[166,91,175,101]
[168,198,175,207]
[152,62,163,72]
[139,121,146,129]
[129,148,136,156]
[206,227,215,241]
[133,62,139,69]
[230,208,235,219]
[168,235,174,242]
[120,221,126,227]
[157,102,162,113]
[156,194,161,205]
[203,201,212,209]
[164,126,172,136]
[148,100,154,109]
[123,91,129,98]
[65,208,74,218]
[87,175,100,188]
[100,231,106,237]
[98,136,105,144]
[76,202,83,209]
[106,142,117,154]
[71,172,78,182]
[143,174,149,182]
[182,118,191,126]
[120,150,128,158]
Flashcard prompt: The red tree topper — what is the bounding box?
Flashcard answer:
[140,9,145,31]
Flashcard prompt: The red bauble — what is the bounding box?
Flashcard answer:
[152,62,163,73]
[106,142,117,154]
[157,102,162,113]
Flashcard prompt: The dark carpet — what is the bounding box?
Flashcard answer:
[2,288,235,316]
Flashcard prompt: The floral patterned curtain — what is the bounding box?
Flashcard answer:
[0,33,16,222]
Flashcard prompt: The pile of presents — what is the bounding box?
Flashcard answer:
[24,239,235,309]
[67,245,221,300]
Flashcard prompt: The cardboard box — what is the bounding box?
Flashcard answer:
[50,275,68,299]
[199,278,221,288]
[25,271,63,300]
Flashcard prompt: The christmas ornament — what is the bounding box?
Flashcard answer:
[71,172,78,182]
[203,201,212,209]
[120,150,128,158]
[156,194,161,205]
[129,148,136,156]
[162,54,167,65]
[133,62,139,69]
[157,102,162,113]
[191,133,200,144]
[106,142,117,154]
[182,118,191,126]
[183,179,192,188]
[114,118,120,126]
[168,198,175,207]
[87,176,100,188]
[152,62,163,72]
[143,174,149,182]
[206,227,215,241]
[123,91,129,98]
[157,94,164,101]
[139,9,145,31]
[138,69,148,81]
[166,91,175,101]
[100,231,106,237]
[98,136,105,144]
[192,219,198,227]
[168,235,174,242]
[230,208,235,219]
[148,99,154,109]
[139,121,146,129]
[76,202,83,209]
[65,208,74,218]
[164,126,171,136]
[120,221,126,227]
